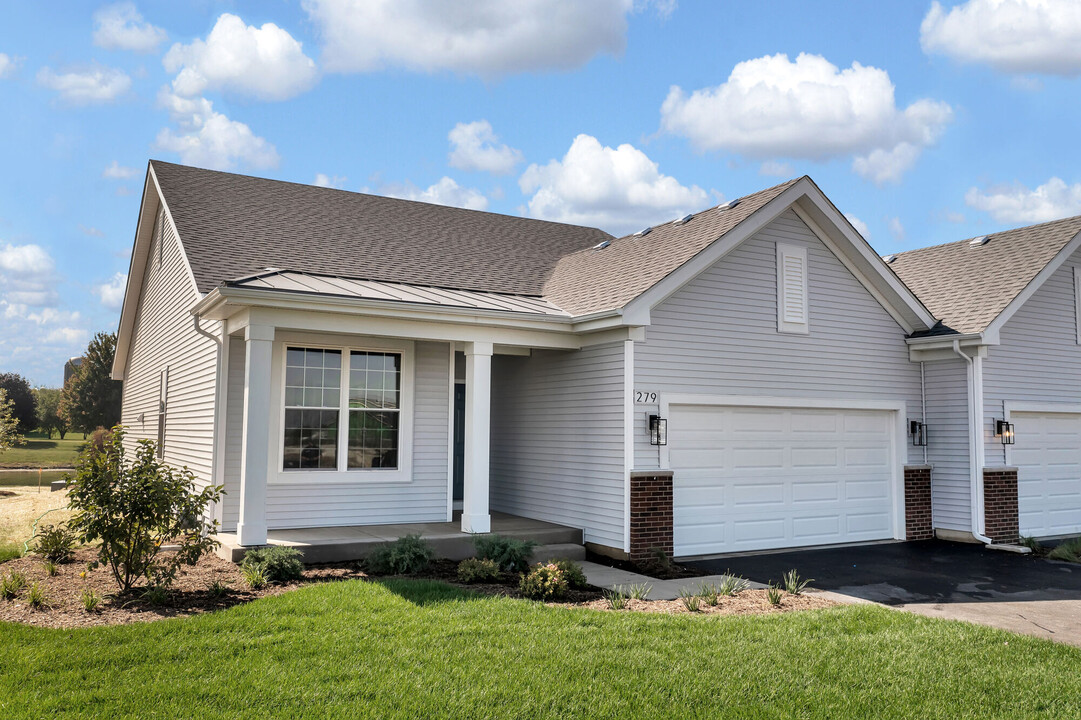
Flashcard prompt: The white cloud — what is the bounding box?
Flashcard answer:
[965,177,1081,223]
[93,2,168,53]
[448,120,524,175]
[303,0,634,77]
[887,216,906,241]
[155,90,280,171]
[44,327,88,345]
[921,0,1081,75]
[0,53,21,79]
[844,213,870,239]
[519,133,708,235]
[660,53,952,184]
[314,173,347,189]
[381,177,489,211]
[0,243,54,275]
[163,13,318,101]
[759,160,795,177]
[103,160,139,179]
[79,225,105,237]
[94,272,127,311]
[0,243,57,307]
[946,211,967,223]
[37,65,131,105]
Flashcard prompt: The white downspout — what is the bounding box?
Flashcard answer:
[920,361,927,465]
[952,339,993,544]
[194,315,226,526]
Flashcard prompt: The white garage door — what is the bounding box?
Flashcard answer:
[670,404,897,557]
[1010,411,1081,538]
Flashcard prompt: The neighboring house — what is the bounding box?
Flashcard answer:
[891,217,1081,544]
[64,356,83,385]
[111,160,1077,563]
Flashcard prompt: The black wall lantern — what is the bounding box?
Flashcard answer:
[995,419,1015,445]
[909,420,927,447]
[649,414,668,446]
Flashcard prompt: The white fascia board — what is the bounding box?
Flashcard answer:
[111,167,161,380]
[983,228,1081,339]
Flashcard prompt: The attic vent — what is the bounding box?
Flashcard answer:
[883,254,897,263]
[969,235,989,246]
[717,199,741,211]
[672,213,694,225]
[592,240,611,251]
[634,226,652,237]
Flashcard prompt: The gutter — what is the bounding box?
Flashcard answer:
[952,339,993,545]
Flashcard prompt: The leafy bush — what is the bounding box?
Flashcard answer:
[699,582,720,606]
[604,587,627,610]
[548,559,588,589]
[627,582,652,600]
[81,587,101,612]
[141,585,169,606]
[207,579,231,598]
[365,534,434,575]
[1049,537,1081,563]
[34,523,76,563]
[26,582,48,609]
[679,588,701,612]
[242,564,267,590]
[473,535,537,573]
[519,562,568,601]
[1,570,27,599]
[782,569,813,595]
[241,546,304,583]
[457,557,500,583]
[67,426,223,592]
[719,573,749,596]
[767,584,783,606]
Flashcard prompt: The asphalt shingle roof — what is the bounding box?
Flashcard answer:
[889,216,1081,335]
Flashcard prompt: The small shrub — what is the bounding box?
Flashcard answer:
[719,573,749,596]
[604,587,627,610]
[627,582,652,600]
[81,587,101,613]
[1049,537,1081,563]
[473,535,537,574]
[241,546,304,583]
[42,560,59,577]
[457,557,500,583]
[549,559,588,589]
[679,588,701,612]
[207,579,231,598]
[242,564,267,590]
[1020,535,1044,555]
[699,582,720,606]
[519,562,568,601]
[767,584,783,606]
[365,535,434,575]
[141,585,169,606]
[1,570,27,599]
[782,569,813,595]
[26,582,49,609]
[34,523,76,563]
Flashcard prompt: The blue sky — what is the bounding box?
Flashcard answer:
[2,0,1081,386]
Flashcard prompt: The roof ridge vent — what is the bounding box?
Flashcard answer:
[634,226,652,237]
[969,235,990,246]
[592,240,611,251]
[672,213,694,225]
[717,198,740,211]
[882,254,897,263]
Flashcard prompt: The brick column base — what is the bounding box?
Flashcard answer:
[629,471,673,563]
[983,468,1019,544]
[904,465,933,540]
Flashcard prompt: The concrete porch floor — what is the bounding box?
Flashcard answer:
[214,512,583,564]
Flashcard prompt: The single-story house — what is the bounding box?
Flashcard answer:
[111,160,1080,561]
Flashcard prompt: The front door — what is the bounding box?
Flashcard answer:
[453,382,465,502]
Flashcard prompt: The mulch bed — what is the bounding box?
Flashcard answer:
[0,551,833,629]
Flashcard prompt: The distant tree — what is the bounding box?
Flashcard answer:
[34,387,68,439]
[0,373,36,433]
[60,332,122,434]
[0,388,25,453]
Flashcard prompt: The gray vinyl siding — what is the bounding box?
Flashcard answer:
[633,209,923,469]
[263,340,450,528]
[490,343,626,549]
[120,207,219,489]
[924,359,971,532]
[983,248,1081,463]
[220,335,245,531]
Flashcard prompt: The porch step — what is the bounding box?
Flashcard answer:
[529,543,587,564]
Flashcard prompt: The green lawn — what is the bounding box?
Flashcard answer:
[2,579,1080,719]
[0,432,84,468]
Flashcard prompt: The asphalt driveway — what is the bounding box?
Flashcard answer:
[687,540,1081,646]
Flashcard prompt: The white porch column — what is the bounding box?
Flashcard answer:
[461,341,493,533]
[237,323,274,546]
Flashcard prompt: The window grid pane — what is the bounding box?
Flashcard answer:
[349,351,400,410]
[348,409,399,469]
[283,347,341,470]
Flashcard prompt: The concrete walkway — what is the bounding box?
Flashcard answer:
[578,561,765,600]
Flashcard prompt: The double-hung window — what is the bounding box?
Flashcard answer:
[282,346,403,473]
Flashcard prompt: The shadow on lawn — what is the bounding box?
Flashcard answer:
[371,577,486,607]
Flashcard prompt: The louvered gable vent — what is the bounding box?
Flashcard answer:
[776,243,809,334]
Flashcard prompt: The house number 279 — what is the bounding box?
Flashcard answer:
[634,391,658,404]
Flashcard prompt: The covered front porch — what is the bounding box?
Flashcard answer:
[214,512,584,564]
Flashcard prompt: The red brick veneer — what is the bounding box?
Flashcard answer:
[904,465,933,541]
[983,468,1019,544]
[629,471,673,562]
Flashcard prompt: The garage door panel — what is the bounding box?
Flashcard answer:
[1011,411,1081,538]
[671,404,896,556]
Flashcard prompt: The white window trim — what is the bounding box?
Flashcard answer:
[776,242,809,334]
[270,332,414,485]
